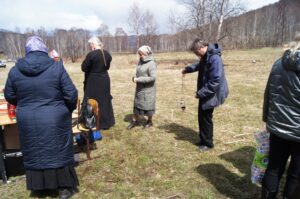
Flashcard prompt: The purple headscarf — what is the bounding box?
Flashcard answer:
[25,36,48,54]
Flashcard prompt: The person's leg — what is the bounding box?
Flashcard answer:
[133,114,139,122]
[198,103,214,148]
[57,165,79,199]
[147,115,153,123]
[59,188,74,199]
[283,140,300,199]
[144,115,153,128]
[261,134,290,198]
[127,114,139,129]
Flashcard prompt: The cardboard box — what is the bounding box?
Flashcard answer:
[3,124,21,150]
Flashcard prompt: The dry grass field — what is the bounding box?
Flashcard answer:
[0,48,283,199]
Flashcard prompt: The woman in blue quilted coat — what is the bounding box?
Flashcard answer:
[4,36,78,199]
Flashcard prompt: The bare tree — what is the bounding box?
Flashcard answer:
[169,9,188,34]
[36,27,48,44]
[128,2,144,50]
[24,28,35,38]
[2,1,300,56]
[208,0,244,42]
[170,0,244,42]
[175,0,209,37]
[97,24,111,37]
[14,27,25,58]
[114,27,128,52]
[141,9,158,45]
[97,24,115,51]
[275,0,287,45]
[53,29,68,58]
[66,28,89,62]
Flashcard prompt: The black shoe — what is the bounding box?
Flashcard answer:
[261,187,277,199]
[127,121,138,130]
[30,190,47,197]
[199,145,213,152]
[194,141,202,146]
[143,121,153,129]
[30,189,59,198]
[59,189,73,199]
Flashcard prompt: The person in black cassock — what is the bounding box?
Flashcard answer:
[81,36,115,130]
[5,36,79,199]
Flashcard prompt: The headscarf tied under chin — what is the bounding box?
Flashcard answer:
[25,36,48,54]
[138,45,152,56]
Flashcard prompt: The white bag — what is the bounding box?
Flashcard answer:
[251,129,270,184]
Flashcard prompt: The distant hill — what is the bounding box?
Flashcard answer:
[0,28,10,32]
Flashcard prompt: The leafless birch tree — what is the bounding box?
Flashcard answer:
[128,2,144,50]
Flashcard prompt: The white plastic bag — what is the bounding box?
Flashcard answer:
[251,129,270,184]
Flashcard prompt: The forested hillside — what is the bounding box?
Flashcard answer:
[0,0,298,61]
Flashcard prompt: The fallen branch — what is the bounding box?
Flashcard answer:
[233,132,253,138]
[224,139,246,144]
[165,194,182,199]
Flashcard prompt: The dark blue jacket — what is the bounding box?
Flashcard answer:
[185,44,229,110]
[4,51,78,170]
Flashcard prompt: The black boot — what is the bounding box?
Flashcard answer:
[261,187,277,199]
[59,188,74,199]
[127,121,138,130]
[143,120,153,129]
[30,190,47,197]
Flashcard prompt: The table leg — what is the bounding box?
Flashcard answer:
[85,131,91,160]
[0,127,7,183]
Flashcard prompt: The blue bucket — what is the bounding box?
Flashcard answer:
[93,130,102,140]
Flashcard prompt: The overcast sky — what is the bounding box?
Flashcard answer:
[0,0,279,34]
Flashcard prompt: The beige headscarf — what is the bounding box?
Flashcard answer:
[88,36,103,49]
[138,45,152,56]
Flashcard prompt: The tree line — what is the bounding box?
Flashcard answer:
[0,0,299,62]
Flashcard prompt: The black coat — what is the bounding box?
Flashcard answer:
[4,51,78,170]
[263,49,300,143]
[185,44,229,110]
[81,49,115,129]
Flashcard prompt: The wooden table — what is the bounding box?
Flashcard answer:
[0,110,91,184]
[0,114,16,126]
[0,113,79,184]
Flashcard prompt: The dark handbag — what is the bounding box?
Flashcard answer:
[77,96,96,130]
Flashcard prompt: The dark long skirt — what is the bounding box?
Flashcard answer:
[84,72,115,129]
[133,107,155,117]
[26,165,79,190]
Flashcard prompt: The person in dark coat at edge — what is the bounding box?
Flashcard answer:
[181,39,228,152]
[81,36,115,130]
[4,36,79,199]
[261,34,300,199]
